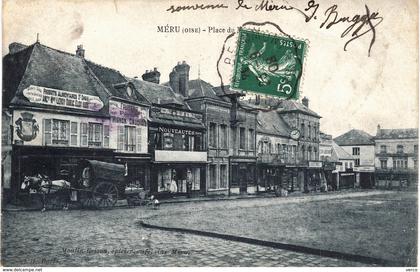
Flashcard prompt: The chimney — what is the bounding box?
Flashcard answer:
[142,67,161,84]
[377,124,381,135]
[169,61,190,97]
[9,42,28,54]
[302,96,309,108]
[76,45,85,58]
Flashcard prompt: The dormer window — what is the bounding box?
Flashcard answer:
[126,86,133,97]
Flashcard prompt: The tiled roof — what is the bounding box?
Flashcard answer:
[334,129,374,145]
[84,60,148,105]
[375,128,418,139]
[129,78,189,110]
[332,141,354,160]
[4,42,110,116]
[256,110,291,137]
[278,99,321,118]
[187,79,224,101]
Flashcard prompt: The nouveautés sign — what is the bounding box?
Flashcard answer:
[23,85,104,111]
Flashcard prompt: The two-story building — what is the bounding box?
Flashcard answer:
[374,125,418,189]
[131,74,207,197]
[334,129,375,188]
[2,42,129,201]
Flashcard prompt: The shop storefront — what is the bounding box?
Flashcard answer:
[339,170,356,189]
[230,157,257,194]
[148,106,207,198]
[354,166,375,189]
[323,161,337,190]
[305,161,326,192]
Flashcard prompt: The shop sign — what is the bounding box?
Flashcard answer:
[158,126,201,136]
[159,108,202,120]
[109,101,147,126]
[23,85,104,111]
[341,173,355,176]
[354,166,375,172]
[308,161,322,168]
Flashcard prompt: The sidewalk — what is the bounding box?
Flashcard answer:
[2,188,397,212]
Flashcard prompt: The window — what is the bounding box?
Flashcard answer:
[301,123,305,138]
[239,127,246,149]
[352,147,360,155]
[125,126,136,151]
[345,162,348,169]
[277,143,281,154]
[70,122,78,146]
[44,119,70,146]
[209,165,217,189]
[220,165,227,188]
[220,124,227,149]
[88,123,103,147]
[103,125,110,148]
[380,145,387,153]
[380,159,387,169]
[349,162,353,168]
[355,158,360,166]
[209,123,217,148]
[248,129,255,150]
[414,159,418,169]
[117,126,142,152]
[308,124,311,139]
[397,145,404,153]
[415,145,418,153]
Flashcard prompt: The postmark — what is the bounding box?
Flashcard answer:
[231,28,306,99]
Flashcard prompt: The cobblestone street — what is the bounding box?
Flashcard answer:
[1,191,403,267]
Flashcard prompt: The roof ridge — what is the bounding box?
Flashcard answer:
[81,58,113,97]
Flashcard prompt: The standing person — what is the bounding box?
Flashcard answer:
[186,169,192,198]
[169,178,178,196]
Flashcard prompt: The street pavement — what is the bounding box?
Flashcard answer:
[1,191,387,267]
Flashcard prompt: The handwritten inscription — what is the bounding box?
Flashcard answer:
[166,3,228,13]
[165,0,383,56]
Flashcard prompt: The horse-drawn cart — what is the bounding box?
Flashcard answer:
[75,160,126,209]
[21,160,127,210]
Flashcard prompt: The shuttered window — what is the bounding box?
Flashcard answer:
[117,126,125,151]
[103,125,110,148]
[136,127,142,153]
[80,123,88,147]
[70,122,78,146]
[44,119,52,145]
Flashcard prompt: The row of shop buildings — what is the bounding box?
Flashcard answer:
[2,41,417,202]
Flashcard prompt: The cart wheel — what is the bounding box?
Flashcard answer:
[93,182,118,209]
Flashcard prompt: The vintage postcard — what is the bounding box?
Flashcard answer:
[1,0,418,269]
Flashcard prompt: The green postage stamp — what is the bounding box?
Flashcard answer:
[232,28,307,99]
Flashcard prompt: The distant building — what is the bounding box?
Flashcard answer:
[334,129,375,188]
[374,125,418,189]
[319,132,339,189]
[331,141,355,189]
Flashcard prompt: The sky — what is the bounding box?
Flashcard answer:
[2,0,418,138]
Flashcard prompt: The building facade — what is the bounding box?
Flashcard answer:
[334,129,375,188]
[374,125,418,189]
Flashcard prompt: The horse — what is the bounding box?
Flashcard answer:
[21,174,71,211]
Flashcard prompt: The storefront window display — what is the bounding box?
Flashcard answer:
[157,167,201,193]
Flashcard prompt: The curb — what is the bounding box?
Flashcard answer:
[139,221,402,267]
[2,190,395,212]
